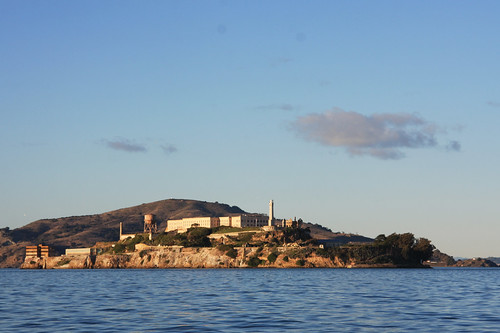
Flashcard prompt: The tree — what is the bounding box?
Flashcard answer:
[412,238,434,263]
[374,234,386,243]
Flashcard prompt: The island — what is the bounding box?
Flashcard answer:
[20,225,436,269]
[1,198,486,269]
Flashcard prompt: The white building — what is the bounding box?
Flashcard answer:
[165,200,289,233]
[166,214,271,233]
[166,217,220,233]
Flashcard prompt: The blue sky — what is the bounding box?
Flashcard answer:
[1,1,499,258]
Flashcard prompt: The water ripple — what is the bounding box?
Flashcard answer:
[0,268,499,332]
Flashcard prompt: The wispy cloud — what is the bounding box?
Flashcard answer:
[290,108,459,160]
[446,140,461,152]
[103,138,147,153]
[487,101,500,108]
[255,104,298,111]
[102,138,180,157]
[161,144,178,155]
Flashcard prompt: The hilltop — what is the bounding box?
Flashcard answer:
[0,199,370,268]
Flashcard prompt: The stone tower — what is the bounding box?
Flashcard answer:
[268,200,274,226]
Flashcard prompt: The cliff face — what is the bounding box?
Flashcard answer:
[21,246,373,269]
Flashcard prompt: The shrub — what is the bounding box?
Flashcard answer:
[124,234,146,252]
[237,232,255,243]
[139,250,148,258]
[153,232,178,246]
[296,259,306,267]
[226,248,238,259]
[267,252,278,264]
[247,256,262,267]
[187,227,212,238]
[316,247,329,258]
[217,244,233,252]
[113,243,126,254]
[184,228,212,247]
[287,247,313,259]
[283,256,289,262]
[56,258,71,266]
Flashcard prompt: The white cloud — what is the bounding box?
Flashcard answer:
[291,107,457,160]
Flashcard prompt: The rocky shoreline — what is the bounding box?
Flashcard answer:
[20,246,418,269]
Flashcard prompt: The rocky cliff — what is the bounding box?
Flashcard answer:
[20,245,398,269]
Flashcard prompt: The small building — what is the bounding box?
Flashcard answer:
[119,222,138,241]
[25,245,40,257]
[283,217,302,229]
[65,248,94,256]
[25,244,55,258]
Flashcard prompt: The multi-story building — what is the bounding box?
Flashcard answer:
[166,217,220,233]
[165,200,296,233]
[229,214,269,228]
[25,244,55,258]
[166,214,272,233]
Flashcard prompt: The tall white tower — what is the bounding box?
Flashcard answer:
[268,200,274,226]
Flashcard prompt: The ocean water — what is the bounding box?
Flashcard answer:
[0,268,499,332]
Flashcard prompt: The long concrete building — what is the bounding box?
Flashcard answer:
[165,200,300,232]
[166,200,279,233]
[166,214,271,233]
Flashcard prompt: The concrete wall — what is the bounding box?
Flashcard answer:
[119,233,136,241]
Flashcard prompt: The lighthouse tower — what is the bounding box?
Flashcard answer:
[268,200,274,226]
